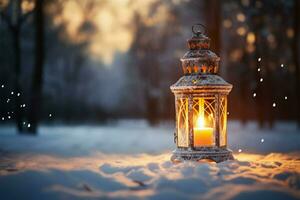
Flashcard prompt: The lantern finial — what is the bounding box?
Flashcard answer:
[192,23,206,36]
[181,24,220,75]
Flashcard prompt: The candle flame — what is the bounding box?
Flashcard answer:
[196,115,205,128]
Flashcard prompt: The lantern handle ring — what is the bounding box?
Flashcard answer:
[192,23,206,35]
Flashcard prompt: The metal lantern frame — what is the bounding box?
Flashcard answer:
[170,24,234,163]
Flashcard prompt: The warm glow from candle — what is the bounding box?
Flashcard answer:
[194,108,213,146]
[197,115,205,128]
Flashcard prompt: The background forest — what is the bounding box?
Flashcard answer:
[0,0,299,133]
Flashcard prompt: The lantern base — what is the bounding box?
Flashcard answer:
[171,147,234,163]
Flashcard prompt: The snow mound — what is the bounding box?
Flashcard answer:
[0,121,299,199]
[0,152,299,200]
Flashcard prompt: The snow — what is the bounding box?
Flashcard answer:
[0,120,299,200]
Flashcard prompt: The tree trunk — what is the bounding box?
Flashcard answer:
[204,0,221,54]
[12,0,24,132]
[12,28,24,132]
[28,0,44,133]
[251,9,265,129]
[294,0,300,128]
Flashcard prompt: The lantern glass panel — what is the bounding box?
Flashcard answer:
[219,96,228,146]
[176,97,189,147]
[192,97,216,147]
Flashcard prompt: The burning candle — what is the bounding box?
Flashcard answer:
[193,115,213,146]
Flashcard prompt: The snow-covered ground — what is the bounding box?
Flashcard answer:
[0,120,299,200]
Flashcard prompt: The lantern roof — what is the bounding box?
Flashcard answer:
[180,24,220,75]
[171,24,232,93]
[170,74,232,93]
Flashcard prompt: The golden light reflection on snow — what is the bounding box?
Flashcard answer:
[0,152,299,199]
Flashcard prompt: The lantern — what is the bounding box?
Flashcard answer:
[170,24,234,163]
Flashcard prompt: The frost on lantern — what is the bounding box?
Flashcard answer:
[170,24,234,163]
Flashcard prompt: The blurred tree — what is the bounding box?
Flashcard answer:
[294,0,300,128]
[28,0,44,133]
[0,0,34,132]
[252,11,270,128]
[204,0,221,54]
[249,1,276,128]
[129,13,161,125]
[128,1,181,125]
